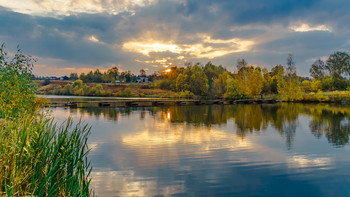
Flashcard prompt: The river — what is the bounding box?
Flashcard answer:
[50,103,350,196]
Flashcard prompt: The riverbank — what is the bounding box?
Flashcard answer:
[36,80,177,98]
[37,80,350,103]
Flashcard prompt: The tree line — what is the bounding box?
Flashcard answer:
[38,51,350,100]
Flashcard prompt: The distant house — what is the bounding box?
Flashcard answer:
[136,76,149,83]
[115,79,124,83]
[49,76,57,80]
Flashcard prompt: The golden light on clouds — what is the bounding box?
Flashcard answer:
[0,0,158,16]
[87,35,99,42]
[290,23,331,32]
[122,35,254,60]
[123,42,183,56]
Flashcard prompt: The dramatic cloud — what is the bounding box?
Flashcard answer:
[0,0,158,16]
[0,0,349,76]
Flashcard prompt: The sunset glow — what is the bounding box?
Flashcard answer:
[0,0,347,76]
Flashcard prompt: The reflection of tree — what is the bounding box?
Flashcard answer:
[77,107,164,121]
[169,105,229,126]
[167,104,300,148]
[233,105,263,138]
[308,106,350,147]
[275,103,302,149]
[74,103,350,147]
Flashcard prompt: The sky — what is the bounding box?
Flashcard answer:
[0,0,349,77]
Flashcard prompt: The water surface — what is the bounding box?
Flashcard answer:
[51,103,350,196]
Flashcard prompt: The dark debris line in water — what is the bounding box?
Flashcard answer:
[51,103,350,196]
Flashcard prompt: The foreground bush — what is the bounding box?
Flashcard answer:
[0,45,93,196]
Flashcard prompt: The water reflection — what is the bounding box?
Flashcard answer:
[50,103,350,196]
[75,103,350,147]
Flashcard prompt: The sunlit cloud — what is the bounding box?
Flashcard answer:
[290,23,332,32]
[0,0,158,16]
[87,35,100,43]
[124,42,182,56]
[135,57,174,68]
[123,35,254,60]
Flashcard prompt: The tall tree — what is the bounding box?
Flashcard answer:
[212,72,230,98]
[247,68,264,96]
[325,51,350,78]
[188,65,209,96]
[277,54,303,101]
[309,59,325,79]
[69,73,78,80]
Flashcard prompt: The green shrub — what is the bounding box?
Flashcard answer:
[120,88,132,97]
[0,45,38,118]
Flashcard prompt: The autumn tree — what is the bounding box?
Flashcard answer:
[212,71,230,98]
[270,64,284,94]
[262,68,273,94]
[176,73,188,92]
[247,68,264,96]
[188,65,209,96]
[277,54,303,101]
[224,75,238,98]
[310,79,322,92]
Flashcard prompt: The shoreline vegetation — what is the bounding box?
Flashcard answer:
[0,46,93,196]
[36,52,350,103]
[38,80,350,104]
[37,52,350,102]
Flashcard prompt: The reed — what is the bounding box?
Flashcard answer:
[0,113,93,196]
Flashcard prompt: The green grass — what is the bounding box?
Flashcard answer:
[0,113,93,196]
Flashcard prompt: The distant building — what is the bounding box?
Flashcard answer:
[136,76,149,83]
[49,76,57,80]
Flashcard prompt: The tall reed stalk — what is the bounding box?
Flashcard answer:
[0,114,93,196]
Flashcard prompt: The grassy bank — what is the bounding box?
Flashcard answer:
[0,47,93,196]
[37,80,177,98]
[300,90,350,103]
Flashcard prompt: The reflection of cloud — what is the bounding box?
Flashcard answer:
[122,34,254,59]
[121,123,253,166]
[91,170,185,197]
[290,24,331,32]
[287,155,332,170]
